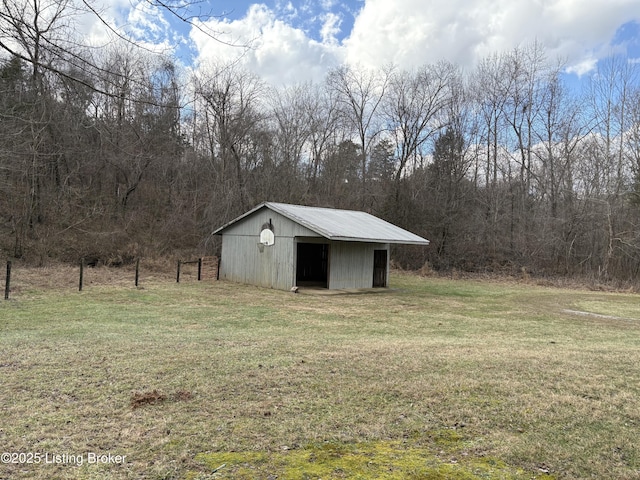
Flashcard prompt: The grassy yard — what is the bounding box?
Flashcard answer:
[0,268,639,479]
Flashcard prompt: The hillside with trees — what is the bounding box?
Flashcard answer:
[2,1,640,283]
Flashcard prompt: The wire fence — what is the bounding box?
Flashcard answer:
[3,256,219,300]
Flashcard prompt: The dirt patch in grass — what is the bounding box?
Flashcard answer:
[130,389,193,409]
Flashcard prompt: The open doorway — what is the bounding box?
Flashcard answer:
[296,242,329,287]
[373,249,387,287]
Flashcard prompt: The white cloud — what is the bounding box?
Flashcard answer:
[75,0,128,46]
[274,0,299,21]
[182,0,640,86]
[126,1,170,42]
[342,0,640,76]
[190,4,342,86]
[61,0,640,88]
[78,0,178,55]
[320,12,342,45]
[566,57,599,77]
[320,0,338,10]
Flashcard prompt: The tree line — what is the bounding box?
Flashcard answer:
[2,1,640,283]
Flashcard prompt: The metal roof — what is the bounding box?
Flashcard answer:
[213,202,430,246]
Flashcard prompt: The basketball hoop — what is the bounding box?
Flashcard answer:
[259,228,275,246]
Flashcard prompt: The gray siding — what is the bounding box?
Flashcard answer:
[220,234,295,289]
[328,242,389,289]
[221,210,319,238]
[218,206,394,291]
[219,210,321,290]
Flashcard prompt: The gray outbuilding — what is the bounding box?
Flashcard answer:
[212,202,429,290]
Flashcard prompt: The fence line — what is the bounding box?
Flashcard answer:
[79,258,84,291]
[4,260,11,300]
[177,258,200,283]
[2,257,219,299]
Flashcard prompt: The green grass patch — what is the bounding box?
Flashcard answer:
[195,435,553,479]
[1,271,639,479]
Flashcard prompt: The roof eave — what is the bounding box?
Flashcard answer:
[265,202,336,239]
[268,203,430,245]
[329,236,430,245]
[211,202,268,235]
[213,202,430,246]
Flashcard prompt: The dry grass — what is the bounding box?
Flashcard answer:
[0,268,639,479]
[5,258,211,296]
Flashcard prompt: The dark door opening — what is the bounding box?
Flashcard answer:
[296,243,329,287]
[373,249,387,287]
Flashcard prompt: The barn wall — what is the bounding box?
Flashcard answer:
[328,242,388,289]
[221,209,318,238]
[220,235,295,289]
[219,208,321,290]
[218,206,395,290]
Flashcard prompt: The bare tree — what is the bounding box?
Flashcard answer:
[580,56,639,279]
[382,62,456,213]
[264,83,314,201]
[0,0,76,85]
[1,0,247,99]
[305,83,341,194]
[0,0,82,257]
[469,52,513,258]
[326,64,391,209]
[194,62,265,212]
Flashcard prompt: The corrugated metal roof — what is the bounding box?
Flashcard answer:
[213,202,430,246]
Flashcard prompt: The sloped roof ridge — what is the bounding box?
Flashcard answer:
[264,202,429,245]
[213,202,428,245]
[265,202,358,239]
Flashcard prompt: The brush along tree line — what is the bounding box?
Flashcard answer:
[1,1,640,282]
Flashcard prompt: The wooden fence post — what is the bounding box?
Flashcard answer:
[197,257,202,281]
[79,258,84,291]
[135,259,140,287]
[176,260,181,283]
[4,260,11,300]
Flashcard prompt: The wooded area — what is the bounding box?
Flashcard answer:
[2,1,640,283]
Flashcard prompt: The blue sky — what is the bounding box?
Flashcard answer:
[95,0,640,88]
[205,1,359,42]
